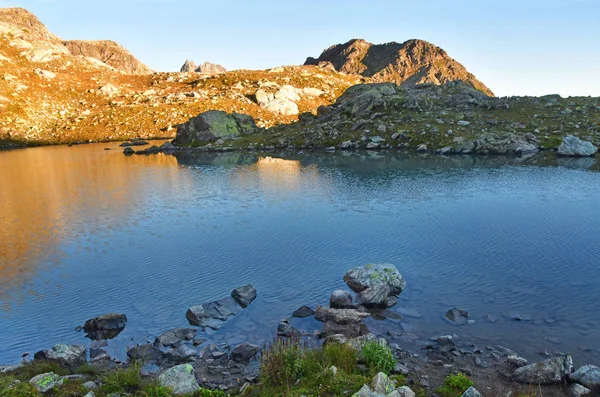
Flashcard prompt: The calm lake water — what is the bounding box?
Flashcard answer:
[1,142,599,365]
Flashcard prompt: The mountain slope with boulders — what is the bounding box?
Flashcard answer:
[305,38,494,96]
[62,40,154,75]
[0,7,361,147]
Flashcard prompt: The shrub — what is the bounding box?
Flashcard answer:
[0,376,42,397]
[101,364,143,394]
[260,338,305,389]
[141,382,173,397]
[360,341,396,375]
[436,372,473,397]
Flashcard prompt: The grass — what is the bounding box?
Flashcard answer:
[436,372,474,397]
[359,340,396,376]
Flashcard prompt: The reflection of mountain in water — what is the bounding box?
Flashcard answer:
[0,143,182,308]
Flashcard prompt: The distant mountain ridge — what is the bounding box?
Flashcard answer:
[305,38,493,96]
[63,40,154,75]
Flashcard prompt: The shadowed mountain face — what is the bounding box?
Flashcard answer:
[63,40,154,75]
[305,38,494,96]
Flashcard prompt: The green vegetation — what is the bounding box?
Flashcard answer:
[436,372,474,397]
[360,341,396,375]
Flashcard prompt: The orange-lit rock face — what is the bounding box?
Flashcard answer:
[0,143,182,308]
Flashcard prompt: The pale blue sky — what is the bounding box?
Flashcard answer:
[2,0,599,97]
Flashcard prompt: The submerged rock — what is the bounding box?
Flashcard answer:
[292,305,315,318]
[512,355,573,384]
[83,313,127,340]
[558,135,598,156]
[159,364,200,395]
[34,344,86,368]
[444,308,470,326]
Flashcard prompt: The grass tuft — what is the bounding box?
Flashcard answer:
[436,372,474,397]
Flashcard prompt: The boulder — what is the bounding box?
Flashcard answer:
[444,308,470,326]
[123,147,135,155]
[292,306,315,318]
[230,343,261,364]
[159,364,200,395]
[336,83,398,116]
[570,365,600,392]
[83,313,127,340]
[163,345,198,366]
[315,307,370,324]
[343,264,405,307]
[568,384,592,397]
[277,320,299,337]
[173,110,257,145]
[34,344,86,368]
[231,284,257,308]
[558,135,598,156]
[186,296,243,330]
[472,132,539,154]
[330,290,354,309]
[461,386,483,397]
[255,86,300,116]
[371,372,396,394]
[126,344,165,365]
[154,328,197,348]
[29,372,64,393]
[512,355,573,384]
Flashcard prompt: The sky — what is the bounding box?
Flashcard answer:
[1,0,599,97]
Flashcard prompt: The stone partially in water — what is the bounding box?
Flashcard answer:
[330,290,354,309]
[512,355,573,384]
[231,284,257,308]
[126,344,165,365]
[230,342,261,364]
[154,328,197,348]
[159,364,200,395]
[292,305,315,318]
[186,297,242,330]
[343,263,406,308]
[34,344,86,368]
[83,313,127,340]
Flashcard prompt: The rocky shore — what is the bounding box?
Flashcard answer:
[1,264,598,397]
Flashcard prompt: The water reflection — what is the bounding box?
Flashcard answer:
[0,142,182,308]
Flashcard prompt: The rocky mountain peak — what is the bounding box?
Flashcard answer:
[179,60,226,75]
[62,40,154,75]
[305,38,493,96]
[0,7,59,41]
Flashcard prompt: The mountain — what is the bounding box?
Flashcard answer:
[180,60,226,75]
[63,40,154,75]
[0,7,360,147]
[305,38,493,96]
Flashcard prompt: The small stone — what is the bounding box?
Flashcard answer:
[461,386,483,397]
[568,384,592,397]
[29,372,64,393]
[83,381,97,390]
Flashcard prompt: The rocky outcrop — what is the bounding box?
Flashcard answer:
[255,85,301,115]
[173,110,258,145]
[512,355,573,384]
[557,135,598,156]
[305,38,493,96]
[63,40,153,74]
[180,60,226,75]
[34,344,86,368]
[343,263,406,308]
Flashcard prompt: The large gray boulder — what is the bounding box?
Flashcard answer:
[512,355,573,384]
[343,264,406,308]
[159,364,200,395]
[255,85,300,115]
[472,132,539,154]
[34,344,86,368]
[558,135,598,156]
[568,384,592,397]
[83,313,127,340]
[336,83,397,116]
[173,110,257,145]
[570,365,600,393]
